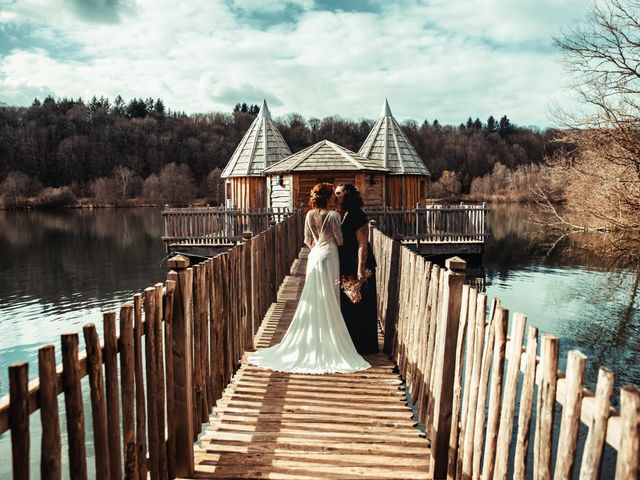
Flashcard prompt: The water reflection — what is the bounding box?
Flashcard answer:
[0,208,167,396]
[482,204,640,392]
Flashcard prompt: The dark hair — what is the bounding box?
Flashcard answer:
[309,182,334,209]
[338,183,363,211]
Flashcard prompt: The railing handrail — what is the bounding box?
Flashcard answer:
[1,210,306,479]
[370,224,640,479]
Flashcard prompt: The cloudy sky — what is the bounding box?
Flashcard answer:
[0,0,589,126]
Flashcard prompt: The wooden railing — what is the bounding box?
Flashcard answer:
[367,203,489,243]
[161,207,290,249]
[371,225,640,480]
[1,210,305,479]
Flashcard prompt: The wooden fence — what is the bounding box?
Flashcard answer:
[0,210,304,479]
[368,203,489,243]
[161,207,290,250]
[371,225,640,480]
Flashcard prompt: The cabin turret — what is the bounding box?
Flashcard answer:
[358,99,431,208]
[221,99,292,209]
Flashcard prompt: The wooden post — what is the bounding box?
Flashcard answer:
[9,362,29,480]
[481,307,508,480]
[493,312,527,480]
[579,367,614,480]
[103,311,122,480]
[61,333,88,480]
[383,233,403,354]
[534,335,559,480]
[82,324,110,480]
[153,283,168,479]
[615,385,640,480]
[513,326,538,480]
[428,257,465,480]
[243,231,254,350]
[119,304,137,479]
[132,294,148,480]
[554,349,587,479]
[164,279,177,479]
[167,254,195,476]
[38,345,62,480]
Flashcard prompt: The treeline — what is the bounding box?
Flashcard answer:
[0,95,566,206]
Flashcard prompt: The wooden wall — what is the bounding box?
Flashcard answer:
[285,172,385,210]
[268,175,293,210]
[386,175,427,209]
[226,177,267,210]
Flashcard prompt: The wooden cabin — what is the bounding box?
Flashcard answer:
[221,100,292,209]
[358,100,430,209]
[263,140,389,210]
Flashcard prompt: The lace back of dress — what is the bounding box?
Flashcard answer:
[307,211,335,246]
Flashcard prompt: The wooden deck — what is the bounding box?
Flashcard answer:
[190,249,431,479]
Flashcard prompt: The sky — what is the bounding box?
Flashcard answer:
[0,0,591,127]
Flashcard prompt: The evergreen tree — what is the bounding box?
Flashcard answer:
[113,95,125,116]
[486,115,497,132]
[473,118,482,130]
[153,98,165,116]
[498,115,512,136]
[466,117,474,129]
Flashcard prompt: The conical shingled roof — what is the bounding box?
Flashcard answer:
[221,100,292,178]
[358,100,430,176]
[263,140,389,174]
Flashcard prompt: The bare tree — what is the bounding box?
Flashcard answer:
[539,0,640,259]
[112,165,137,202]
[1,171,32,205]
[203,167,224,205]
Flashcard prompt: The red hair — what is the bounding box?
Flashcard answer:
[309,183,334,209]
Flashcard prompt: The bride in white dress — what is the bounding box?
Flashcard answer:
[249,183,371,374]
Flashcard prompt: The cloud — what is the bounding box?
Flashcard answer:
[0,0,589,126]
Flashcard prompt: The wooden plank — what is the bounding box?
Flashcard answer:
[37,345,62,480]
[82,324,110,480]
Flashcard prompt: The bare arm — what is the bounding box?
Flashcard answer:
[304,212,315,249]
[331,211,343,246]
[356,224,368,280]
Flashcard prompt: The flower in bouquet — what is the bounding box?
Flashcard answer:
[337,268,373,303]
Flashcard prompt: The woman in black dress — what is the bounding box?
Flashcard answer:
[335,184,379,354]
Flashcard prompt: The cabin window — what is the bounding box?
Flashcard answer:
[226,181,231,199]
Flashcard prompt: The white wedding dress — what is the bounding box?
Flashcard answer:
[249,209,371,374]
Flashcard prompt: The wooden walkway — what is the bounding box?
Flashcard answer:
[191,249,431,479]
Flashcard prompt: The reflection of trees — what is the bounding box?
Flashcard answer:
[0,209,166,307]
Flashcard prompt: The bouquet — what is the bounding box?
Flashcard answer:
[337,269,373,303]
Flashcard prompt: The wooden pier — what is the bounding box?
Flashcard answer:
[2,210,639,480]
[162,203,490,258]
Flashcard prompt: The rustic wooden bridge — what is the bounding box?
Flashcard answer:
[2,210,639,479]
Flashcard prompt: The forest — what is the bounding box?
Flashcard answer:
[0,95,565,207]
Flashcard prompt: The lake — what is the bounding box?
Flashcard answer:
[0,205,638,477]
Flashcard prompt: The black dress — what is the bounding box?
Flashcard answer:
[338,208,379,354]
